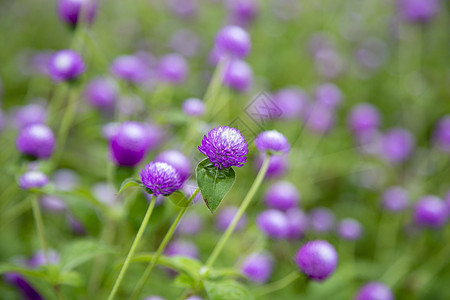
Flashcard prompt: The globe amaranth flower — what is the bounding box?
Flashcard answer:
[241,251,273,284]
[84,77,118,109]
[399,0,440,23]
[227,0,259,27]
[255,130,290,154]
[215,25,251,58]
[414,195,448,228]
[295,240,338,281]
[355,281,394,300]
[157,53,189,84]
[111,55,150,84]
[382,186,410,212]
[183,98,206,117]
[140,162,182,196]
[223,59,253,92]
[315,83,343,110]
[155,149,191,182]
[198,126,249,169]
[110,121,150,167]
[381,128,415,163]
[216,205,247,232]
[165,239,199,259]
[14,103,47,129]
[58,0,98,27]
[338,218,363,241]
[433,115,450,152]
[49,50,85,81]
[348,103,381,137]
[273,87,309,120]
[16,124,56,159]
[285,208,309,239]
[177,211,203,235]
[19,171,49,190]
[4,273,43,300]
[257,209,289,239]
[310,207,335,233]
[264,180,300,211]
[254,153,289,178]
[144,297,165,300]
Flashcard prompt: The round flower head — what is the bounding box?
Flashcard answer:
[183,98,205,117]
[414,195,448,228]
[157,53,189,84]
[49,50,85,81]
[355,282,394,300]
[140,162,182,196]
[177,211,203,235]
[348,103,380,137]
[144,297,165,300]
[305,103,335,134]
[382,186,410,212]
[165,239,199,259]
[215,25,251,58]
[16,124,56,159]
[167,0,198,19]
[286,208,309,239]
[338,218,363,241]
[58,0,98,27]
[198,126,249,169]
[257,209,289,239]
[273,87,309,120]
[295,240,338,281]
[223,59,253,92]
[216,205,247,231]
[255,130,290,154]
[381,128,415,163]
[14,103,47,129]
[315,83,343,109]
[241,251,273,284]
[310,207,335,233]
[399,0,440,23]
[19,171,49,190]
[227,0,259,27]
[314,48,344,79]
[111,55,150,84]
[264,181,300,211]
[110,121,150,167]
[155,149,191,182]
[85,77,118,109]
[254,153,289,178]
[433,115,450,152]
[4,273,43,300]
[40,195,67,213]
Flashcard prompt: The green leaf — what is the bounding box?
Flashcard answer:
[117,178,143,195]
[167,191,190,207]
[133,254,202,279]
[173,273,196,288]
[204,280,253,300]
[0,263,49,280]
[196,158,236,213]
[60,239,115,272]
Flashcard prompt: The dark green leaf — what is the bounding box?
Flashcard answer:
[117,178,143,195]
[196,158,236,213]
[167,191,190,207]
[204,280,253,300]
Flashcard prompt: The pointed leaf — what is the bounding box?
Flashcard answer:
[196,158,235,213]
[167,191,190,207]
[204,280,253,300]
[117,178,143,195]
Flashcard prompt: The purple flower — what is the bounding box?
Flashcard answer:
[414,195,448,228]
[315,83,343,109]
[314,48,344,79]
[69,215,87,235]
[338,218,363,241]
[49,50,85,81]
[167,0,198,19]
[310,207,335,233]
[183,98,206,117]
[186,297,203,300]
[257,209,289,239]
[92,182,118,206]
[170,30,202,58]
[241,252,273,284]
[216,206,247,231]
[157,54,189,84]
[223,59,253,92]
[382,186,410,212]
[182,181,203,204]
[433,115,450,152]
[198,126,249,169]
[177,211,203,235]
[215,26,251,59]
[4,273,43,300]
[28,250,60,268]
[286,208,309,239]
[111,55,150,84]
[140,162,182,196]
[305,103,335,134]
[144,296,165,300]
[19,171,49,190]
[13,103,47,129]
[255,130,290,154]
[165,239,199,259]
[381,128,415,163]
[264,181,300,211]
[254,153,288,178]
[40,195,67,213]
[155,149,191,183]
[355,281,394,300]
[295,240,338,281]
[273,87,310,120]
[0,109,5,133]
[16,124,55,159]
[110,122,150,167]
[227,0,259,27]
[348,103,381,137]
[399,0,440,23]
[85,77,118,109]
[53,168,80,191]
[58,0,98,26]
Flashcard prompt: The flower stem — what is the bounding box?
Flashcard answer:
[0,196,31,227]
[130,188,200,300]
[205,155,271,268]
[107,195,156,300]
[30,194,49,261]
[253,271,300,298]
[204,56,229,119]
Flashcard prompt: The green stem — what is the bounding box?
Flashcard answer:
[254,271,300,298]
[130,188,200,300]
[1,196,31,227]
[107,196,156,300]
[30,194,49,260]
[206,155,271,268]
[204,56,230,119]
[54,88,78,165]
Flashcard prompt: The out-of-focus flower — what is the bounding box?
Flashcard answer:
[241,251,273,284]
[399,0,440,23]
[155,150,191,183]
[157,54,189,84]
[19,171,49,190]
[338,218,363,240]
[314,83,343,110]
[111,55,150,84]
[286,208,309,239]
[49,50,85,81]
[273,87,309,120]
[16,124,55,159]
[223,59,253,92]
[433,115,450,152]
[13,103,47,129]
[348,103,381,137]
[309,207,335,233]
[257,209,289,239]
[295,240,338,281]
[382,186,410,212]
[85,77,118,110]
[165,239,199,259]
[414,195,448,228]
[183,98,206,117]
[354,281,394,300]
[215,25,251,59]
[255,130,290,154]
[216,206,247,231]
[58,0,98,26]
[254,153,289,179]
[264,181,300,211]
[110,122,150,167]
[381,128,415,163]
